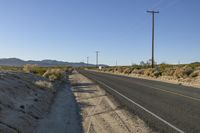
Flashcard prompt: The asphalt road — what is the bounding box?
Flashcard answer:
[79,70,200,133]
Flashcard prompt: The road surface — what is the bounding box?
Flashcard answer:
[79,70,200,133]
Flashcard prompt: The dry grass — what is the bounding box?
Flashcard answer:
[35,80,53,89]
[23,64,39,73]
[22,64,72,81]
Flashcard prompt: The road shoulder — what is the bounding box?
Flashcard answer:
[70,71,156,133]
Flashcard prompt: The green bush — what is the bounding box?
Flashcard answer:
[0,66,22,71]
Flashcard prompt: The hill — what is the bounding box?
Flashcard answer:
[0,58,107,67]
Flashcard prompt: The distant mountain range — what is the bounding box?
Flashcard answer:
[0,58,108,67]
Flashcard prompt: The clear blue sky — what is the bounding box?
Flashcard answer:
[0,0,199,66]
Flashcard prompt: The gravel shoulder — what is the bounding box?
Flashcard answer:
[70,71,156,133]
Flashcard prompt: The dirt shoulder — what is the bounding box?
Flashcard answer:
[70,71,156,133]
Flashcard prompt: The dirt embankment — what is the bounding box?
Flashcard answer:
[0,71,63,133]
[70,71,156,133]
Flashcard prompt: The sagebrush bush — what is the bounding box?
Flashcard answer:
[174,65,193,78]
[35,80,53,89]
[190,70,200,77]
[123,67,133,74]
[23,64,47,76]
[162,67,176,76]
[144,68,155,76]
[23,64,38,73]
[43,68,65,81]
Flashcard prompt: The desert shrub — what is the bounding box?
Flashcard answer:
[65,67,73,74]
[43,68,65,81]
[132,69,144,75]
[159,63,172,72]
[35,80,53,89]
[188,62,200,69]
[0,66,22,71]
[116,67,124,73]
[123,67,133,74]
[196,67,200,70]
[190,70,200,77]
[23,64,38,73]
[23,64,47,76]
[107,67,114,72]
[153,70,162,77]
[132,65,142,69]
[48,74,57,81]
[162,67,176,76]
[174,65,193,78]
[144,68,155,76]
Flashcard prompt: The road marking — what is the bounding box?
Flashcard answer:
[140,84,200,102]
[92,78,185,133]
[89,70,200,102]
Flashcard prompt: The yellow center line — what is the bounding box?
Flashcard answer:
[140,84,200,102]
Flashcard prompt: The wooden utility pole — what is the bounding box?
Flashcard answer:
[96,51,99,67]
[147,10,159,68]
[87,56,89,67]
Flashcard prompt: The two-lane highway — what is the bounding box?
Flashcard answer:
[79,70,200,133]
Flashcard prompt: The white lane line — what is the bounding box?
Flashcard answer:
[93,78,185,133]
[89,70,200,102]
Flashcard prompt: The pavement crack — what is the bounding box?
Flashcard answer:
[0,121,20,133]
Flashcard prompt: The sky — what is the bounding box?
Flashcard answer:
[0,0,199,66]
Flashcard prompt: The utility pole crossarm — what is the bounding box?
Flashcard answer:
[147,10,159,13]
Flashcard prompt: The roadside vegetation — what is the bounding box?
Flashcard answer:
[0,64,73,90]
[95,63,200,78]
[0,64,74,132]
[88,62,200,87]
[0,65,22,71]
[0,64,73,81]
[23,64,73,81]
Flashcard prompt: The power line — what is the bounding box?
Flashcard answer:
[147,10,159,68]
